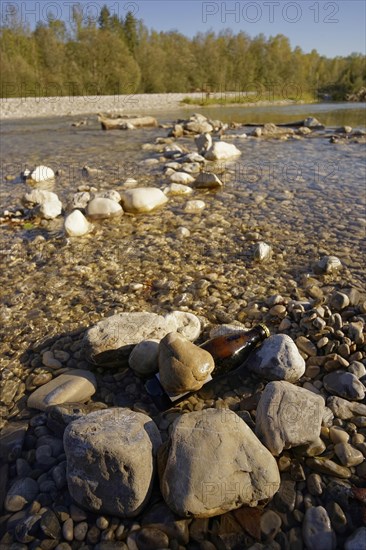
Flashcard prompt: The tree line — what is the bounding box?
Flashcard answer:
[0,5,365,100]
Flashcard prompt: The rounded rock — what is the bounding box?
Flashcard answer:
[303,506,336,550]
[5,477,39,512]
[64,408,162,517]
[128,340,159,376]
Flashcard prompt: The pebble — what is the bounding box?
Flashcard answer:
[303,506,336,550]
[306,473,324,496]
[184,200,205,213]
[323,371,365,401]
[306,458,351,478]
[344,527,366,550]
[42,351,63,369]
[62,518,74,541]
[329,426,350,444]
[134,526,170,550]
[295,336,317,356]
[326,501,347,534]
[349,361,366,378]
[4,477,39,512]
[260,510,282,540]
[40,508,61,539]
[74,521,88,541]
[334,442,365,466]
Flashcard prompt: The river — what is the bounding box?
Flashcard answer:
[0,102,365,361]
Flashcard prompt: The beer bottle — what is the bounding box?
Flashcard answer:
[145,323,270,411]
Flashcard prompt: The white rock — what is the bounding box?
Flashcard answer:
[39,198,62,219]
[254,242,272,262]
[165,183,193,196]
[129,339,159,376]
[27,370,97,411]
[204,141,241,161]
[30,165,55,182]
[170,172,195,185]
[177,227,190,238]
[86,197,123,219]
[164,311,201,341]
[184,200,205,213]
[256,381,325,455]
[64,210,93,237]
[69,191,90,210]
[121,188,168,213]
[122,178,138,188]
[94,190,121,203]
[183,152,206,163]
[23,189,62,219]
[247,334,306,383]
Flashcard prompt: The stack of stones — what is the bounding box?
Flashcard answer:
[0,289,365,549]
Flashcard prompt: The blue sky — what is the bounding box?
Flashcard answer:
[2,0,365,57]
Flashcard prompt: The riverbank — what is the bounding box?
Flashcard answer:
[0,93,303,120]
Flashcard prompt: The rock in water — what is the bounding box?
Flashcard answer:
[246,334,305,382]
[64,209,93,237]
[158,332,215,394]
[30,165,55,182]
[302,506,336,550]
[194,172,223,189]
[23,189,62,219]
[254,242,272,262]
[255,381,325,455]
[314,255,342,274]
[27,370,97,411]
[86,197,123,219]
[204,141,241,161]
[170,172,195,185]
[121,188,168,213]
[195,133,212,155]
[64,409,161,517]
[159,409,280,517]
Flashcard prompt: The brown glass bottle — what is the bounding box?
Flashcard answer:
[145,323,270,411]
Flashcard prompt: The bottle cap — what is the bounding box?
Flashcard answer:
[258,323,270,338]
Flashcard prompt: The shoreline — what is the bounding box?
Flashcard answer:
[0,92,306,120]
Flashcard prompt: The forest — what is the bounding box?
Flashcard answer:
[0,5,365,100]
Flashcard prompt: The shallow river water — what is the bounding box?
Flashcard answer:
[0,102,365,367]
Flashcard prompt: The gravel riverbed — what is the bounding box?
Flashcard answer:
[0,108,365,549]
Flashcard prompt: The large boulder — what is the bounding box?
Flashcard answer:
[246,334,305,382]
[255,381,325,455]
[159,409,280,517]
[64,409,162,517]
[83,311,200,366]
